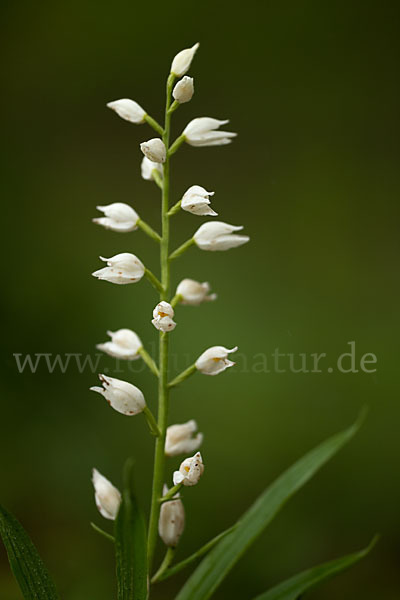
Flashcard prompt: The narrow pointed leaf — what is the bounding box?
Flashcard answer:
[153,525,237,582]
[252,536,378,600]
[175,414,364,600]
[0,504,59,599]
[114,459,148,600]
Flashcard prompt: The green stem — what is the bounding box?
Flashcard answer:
[167,100,180,114]
[169,237,195,261]
[167,199,182,217]
[138,347,159,377]
[151,547,175,584]
[147,72,175,574]
[168,363,197,388]
[143,406,162,437]
[144,114,164,136]
[152,169,163,189]
[168,134,186,156]
[144,268,164,294]
[137,219,161,243]
[170,293,182,309]
[159,483,183,503]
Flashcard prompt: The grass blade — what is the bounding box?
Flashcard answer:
[175,413,364,600]
[0,504,59,599]
[114,459,148,600]
[252,536,378,599]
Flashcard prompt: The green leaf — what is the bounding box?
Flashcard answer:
[0,504,59,599]
[152,525,237,583]
[90,521,115,543]
[114,459,148,600]
[175,412,365,600]
[252,536,378,600]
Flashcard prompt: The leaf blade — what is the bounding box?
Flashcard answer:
[252,536,378,600]
[114,459,148,600]
[0,504,59,600]
[175,414,364,600]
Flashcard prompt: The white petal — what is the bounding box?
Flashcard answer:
[173,471,185,485]
[140,138,166,163]
[183,117,229,136]
[171,43,199,77]
[173,76,194,103]
[92,468,121,520]
[141,157,163,181]
[91,374,146,415]
[96,329,142,360]
[107,99,146,124]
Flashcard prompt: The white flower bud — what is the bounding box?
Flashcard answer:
[181,185,217,217]
[170,43,199,77]
[90,374,146,416]
[194,221,249,251]
[173,76,194,104]
[107,99,146,124]
[165,420,203,457]
[195,345,238,375]
[173,452,204,487]
[92,253,145,284]
[152,301,176,332]
[96,329,142,360]
[176,279,216,306]
[140,138,166,164]
[183,117,237,147]
[141,156,163,182]
[93,203,139,232]
[158,485,185,547]
[92,468,121,520]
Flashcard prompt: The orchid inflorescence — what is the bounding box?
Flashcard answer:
[90,41,249,585]
[0,41,373,600]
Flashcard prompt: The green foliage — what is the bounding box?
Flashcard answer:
[114,459,148,600]
[0,504,59,600]
[252,536,378,600]
[175,414,364,600]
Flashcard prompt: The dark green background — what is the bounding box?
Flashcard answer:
[1,1,399,598]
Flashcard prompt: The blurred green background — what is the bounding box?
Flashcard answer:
[1,0,399,598]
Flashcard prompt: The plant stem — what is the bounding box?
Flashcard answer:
[167,199,182,217]
[168,134,186,156]
[138,347,159,377]
[159,482,183,503]
[143,406,162,437]
[169,237,195,261]
[151,547,175,583]
[137,219,161,243]
[145,268,164,294]
[144,114,164,136]
[152,170,163,189]
[147,72,175,574]
[168,363,197,388]
[170,293,182,308]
